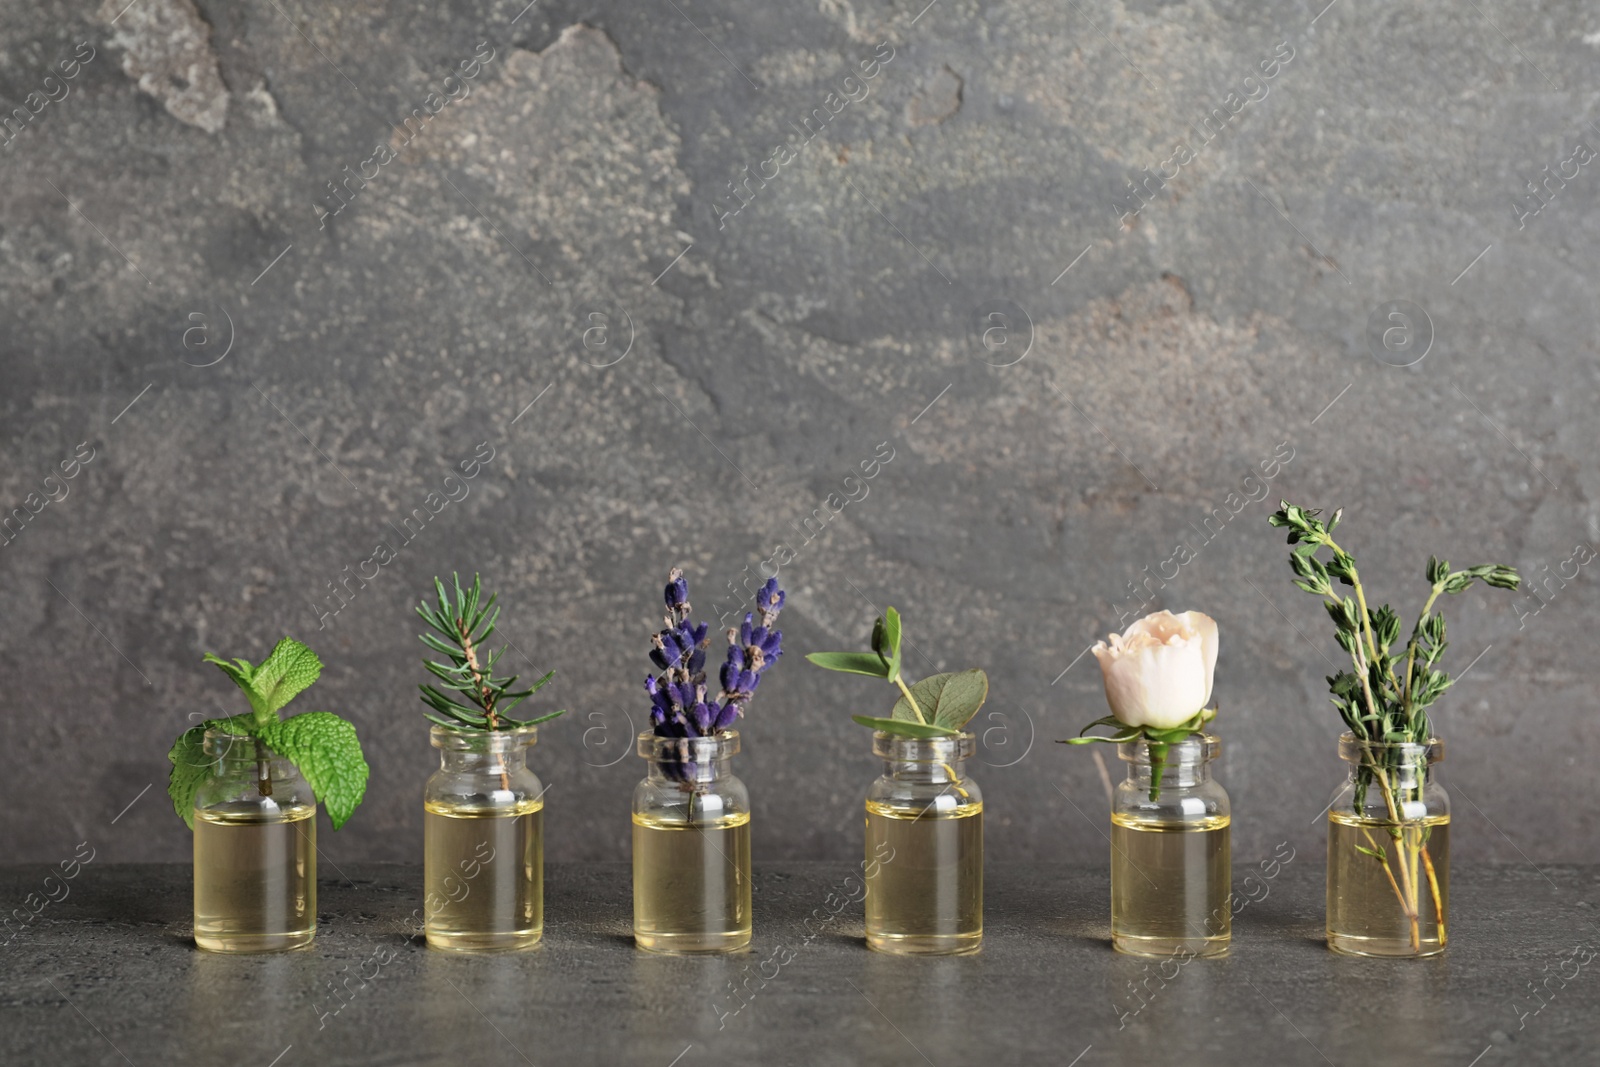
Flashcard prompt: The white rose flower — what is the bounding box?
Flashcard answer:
[1091,610,1218,729]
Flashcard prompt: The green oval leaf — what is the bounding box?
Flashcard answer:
[851,715,959,738]
[806,651,891,678]
[891,669,988,730]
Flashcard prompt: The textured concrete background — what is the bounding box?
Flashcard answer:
[1,0,1595,868]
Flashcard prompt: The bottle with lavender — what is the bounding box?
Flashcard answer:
[634,569,785,954]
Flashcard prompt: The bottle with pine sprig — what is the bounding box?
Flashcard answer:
[416,574,563,952]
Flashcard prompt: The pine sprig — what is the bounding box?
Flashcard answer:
[416,573,563,731]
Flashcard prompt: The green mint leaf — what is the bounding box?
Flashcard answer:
[257,711,369,830]
[891,669,988,730]
[248,637,323,720]
[805,651,891,678]
[202,653,259,712]
[166,714,256,828]
[851,715,959,738]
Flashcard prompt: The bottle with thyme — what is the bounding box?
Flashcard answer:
[1269,501,1518,957]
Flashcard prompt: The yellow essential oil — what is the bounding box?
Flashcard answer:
[1110,812,1231,958]
[1327,811,1449,957]
[193,802,316,953]
[863,798,983,955]
[632,810,752,954]
[423,798,543,951]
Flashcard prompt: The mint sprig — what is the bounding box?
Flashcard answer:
[166,637,369,829]
[807,606,989,737]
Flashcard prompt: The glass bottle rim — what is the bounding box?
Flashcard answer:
[871,730,975,762]
[636,729,740,761]
[201,728,277,760]
[1118,732,1220,764]
[1337,732,1442,765]
[429,723,539,751]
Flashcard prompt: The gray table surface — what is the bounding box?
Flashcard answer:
[2,862,1596,1066]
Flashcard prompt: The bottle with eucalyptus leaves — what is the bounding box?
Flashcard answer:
[416,574,563,952]
[1270,502,1520,957]
[809,607,988,956]
[633,569,785,954]
[1063,609,1229,959]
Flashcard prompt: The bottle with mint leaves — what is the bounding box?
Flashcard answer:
[808,607,988,956]
[167,637,368,953]
[416,574,563,951]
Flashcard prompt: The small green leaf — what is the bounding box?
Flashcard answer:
[806,651,891,678]
[891,669,988,731]
[166,714,255,828]
[249,637,323,720]
[1354,843,1387,862]
[882,607,903,683]
[851,715,958,738]
[202,653,256,706]
[257,712,369,830]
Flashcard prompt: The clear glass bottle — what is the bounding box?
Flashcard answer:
[632,731,752,954]
[192,729,317,953]
[1326,733,1449,958]
[863,731,983,956]
[1110,734,1230,958]
[422,725,545,952]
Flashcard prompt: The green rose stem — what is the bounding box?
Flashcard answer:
[1270,501,1520,953]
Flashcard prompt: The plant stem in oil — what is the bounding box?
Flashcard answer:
[1110,812,1230,958]
[1327,811,1448,957]
[423,798,543,951]
[193,803,316,953]
[864,799,982,955]
[632,810,751,954]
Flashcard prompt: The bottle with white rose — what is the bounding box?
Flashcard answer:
[1063,610,1230,958]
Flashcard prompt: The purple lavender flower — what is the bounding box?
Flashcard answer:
[645,570,785,771]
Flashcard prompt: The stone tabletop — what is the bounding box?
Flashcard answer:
[2,862,1596,1066]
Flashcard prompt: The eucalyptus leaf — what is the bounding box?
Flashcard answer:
[805,651,891,678]
[850,715,959,738]
[889,669,988,730]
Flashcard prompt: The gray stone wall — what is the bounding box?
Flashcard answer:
[1,0,1594,866]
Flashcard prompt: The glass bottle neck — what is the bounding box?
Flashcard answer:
[1339,733,1441,791]
[638,730,740,786]
[872,732,975,783]
[1121,735,1218,789]
[431,725,536,775]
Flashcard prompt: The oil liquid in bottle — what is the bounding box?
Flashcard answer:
[193,802,317,953]
[423,797,543,951]
[1110,812,1230,957]
[1327,811,1449,957]
[863,799,983,955]
[632,810,752,953]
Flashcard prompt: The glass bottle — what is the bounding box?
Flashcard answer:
[863,731,983,955]
[1326,733,1449,957]
[192,729,317,953]
[1110,734,1230,958]
[632,731,751,954]
[422,725,545,951]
